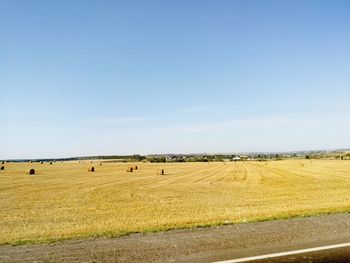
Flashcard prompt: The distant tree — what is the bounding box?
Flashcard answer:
[149,157,166,163]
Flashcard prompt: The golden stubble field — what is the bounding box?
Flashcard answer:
[1,160,350,245]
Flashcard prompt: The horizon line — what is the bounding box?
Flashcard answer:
[2,147,349,161]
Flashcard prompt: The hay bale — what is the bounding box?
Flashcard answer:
[40,161,43,164]
[133,165,138,170]
[158,169,164,175]
[126,166,133,172]
[0,166,4,170]
[99,163,102,166]
[1,161,4,164]
[28,169,35,175]
[49,162,53,165]
[88,167,95,172]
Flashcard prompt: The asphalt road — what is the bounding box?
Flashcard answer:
[0,213,349,262]
[214,243,350,262]
[238,246,350,263]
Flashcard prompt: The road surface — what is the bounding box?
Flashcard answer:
[0,213,349,262]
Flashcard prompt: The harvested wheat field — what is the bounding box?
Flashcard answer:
[1,160,350,245]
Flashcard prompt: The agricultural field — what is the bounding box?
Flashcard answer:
[1,160,350,245]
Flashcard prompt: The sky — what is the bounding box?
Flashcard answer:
[1,0,350,159]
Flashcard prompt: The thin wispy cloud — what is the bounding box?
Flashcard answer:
[147,116,288,134]
[178,106,211,113]
[87,117,149,125]
[140,115,350,135]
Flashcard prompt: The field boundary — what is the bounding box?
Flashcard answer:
[3,210,350,246]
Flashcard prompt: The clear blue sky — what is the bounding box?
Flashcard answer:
[1,0,350,159]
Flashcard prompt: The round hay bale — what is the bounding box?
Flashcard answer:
[88,167,95,172]
[28,169,35,175]
[158,169,164,175]
[0,166,4,170]
[49,162,53,165]
[99,163,102,166]
[40,161,43,164]
[133,165,138,170]
[126,166,133,172]
[1,161,4,164]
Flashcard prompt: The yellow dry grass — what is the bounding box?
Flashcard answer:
[1,160,350,245]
